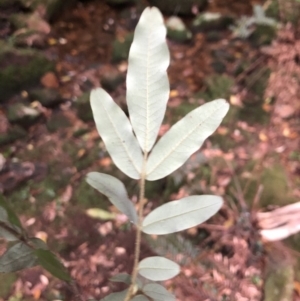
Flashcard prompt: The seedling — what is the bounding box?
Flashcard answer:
[87,6,229,301]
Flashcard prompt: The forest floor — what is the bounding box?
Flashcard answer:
[0,0,300,301]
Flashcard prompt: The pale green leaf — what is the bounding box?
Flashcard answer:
[110,273,131,285]
[90,88,143,179]
[146,99,229,180]
[131,295,150,301]
[86,208,117,221]
[100,289,128,301]
[86,172,138,224]
[138,256,180,281]
[0,242,37,272]
[142,195,223,235]
[142,283,175,301]
[127,7,170,152]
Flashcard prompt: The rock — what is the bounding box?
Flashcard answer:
[101,70,125,92]
[7,103,41,126]
[192,12,234,32]
[0,41,55,101]
[40,72,59,88]
[28,88,62,107]
[166,16,192,43]
[76,92,93,122]
[148,0,207,16]
[112,33,134,62]
[0,125,27,146]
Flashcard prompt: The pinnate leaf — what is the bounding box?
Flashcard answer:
[138,256,180,281]
[146,99,229,180]
[0,195,23,241]
[142,283,175,301]
[86,172,138,224]
[90,88,143,179]
[127,7,170,152]
[131,295,150,301]
[0,195,23,230]
[100,289,128,301]
[110,273,131,285]
[0,242,37,272]
[34,249,71,282]
[142,195,223,235]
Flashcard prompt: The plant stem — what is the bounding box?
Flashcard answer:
[125,152,148,301]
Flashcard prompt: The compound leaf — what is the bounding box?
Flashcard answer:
[127,7,170,152]
[100,289,128,301]
[131,295,150,301]
[146,99,229,180]
[138,256,179,281]
[110,273,131,285]
[142,283,175,301]
[0,242,37,272]
[0,195,23,230]
[142,195,223,235]
[86,172,138,224]
[34,249,71,282]
[0,195,23,241]
[90,88,143,179]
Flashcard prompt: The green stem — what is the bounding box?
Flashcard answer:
[125,152,148,301]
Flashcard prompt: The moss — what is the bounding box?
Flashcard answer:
[167,28,192,43]
[76,92,93,122]
[29,88,62,107]
[73,180,109,209]
[192,13,233,32]
[240,164,295,208]
[211,133,235,152]
[169,101,198,123]
[264,262,294,301]
[239,105,270,124]
[0,45,55,101]
[46,112,72,133]
[265,0,279,20]
[19,0,77,21]
[249,24,277,46]
[245,67,271,103]
[7,103,41,126]
[73,128,90,138]
[112,33,134,63]
[0,126,27,146]
[62,140,99,172]
[199,74,234,101]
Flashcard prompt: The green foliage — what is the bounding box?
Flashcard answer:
[88,7,229,300]
[0,194,71,283]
